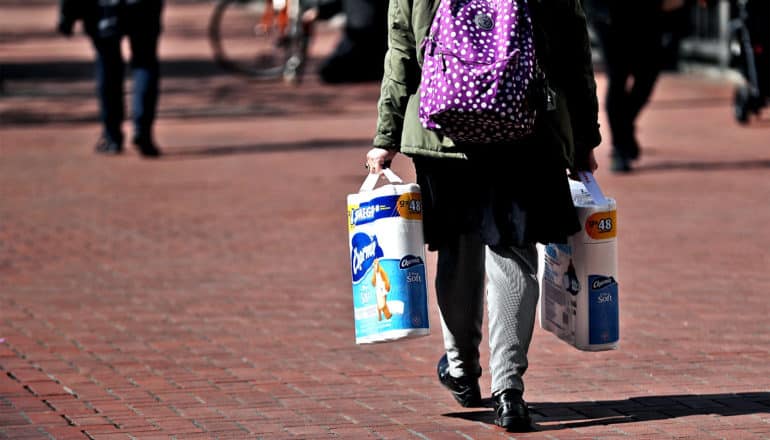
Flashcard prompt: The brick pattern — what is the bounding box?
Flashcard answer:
[2,2,770,439]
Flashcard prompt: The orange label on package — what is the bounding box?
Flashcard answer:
[396,192,423,220]
[585,210,617,240]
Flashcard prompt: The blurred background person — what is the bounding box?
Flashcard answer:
[585,0,664,173]
[57,0,164,157]
[659,0,692,72]
[303,0,388,83]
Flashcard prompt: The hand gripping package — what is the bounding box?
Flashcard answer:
[538,172,619,351]
[347,169,430,344]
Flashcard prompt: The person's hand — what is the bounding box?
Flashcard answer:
[57,18,74,37]
[301,7,319,25]
[569,149,598,180]
[365,147,398,174]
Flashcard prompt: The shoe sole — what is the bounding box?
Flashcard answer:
[496,416,532,432]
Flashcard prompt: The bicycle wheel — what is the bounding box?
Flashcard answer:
[209,0,296,79]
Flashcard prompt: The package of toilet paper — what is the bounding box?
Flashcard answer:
[538,172,619,351]
[347,169,430,344]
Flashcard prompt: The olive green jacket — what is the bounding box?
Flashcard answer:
[373,0,602,168]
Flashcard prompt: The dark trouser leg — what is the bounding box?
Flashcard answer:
[627,46,662,126]
[128,31,160,143]
[594,22,635,160]
[435,232,486,380]
[605,68,636,160]
[91,36,125,145]
[620,35,662,160]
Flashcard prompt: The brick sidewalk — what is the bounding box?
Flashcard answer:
[2,2,770,439]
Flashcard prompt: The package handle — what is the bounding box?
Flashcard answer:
[359,168,404,192]
[578,171,608,205]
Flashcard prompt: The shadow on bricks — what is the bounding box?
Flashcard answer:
[444,392,770,431]
[160,138,372,159]
[2,59,223,82]
[634,158,770,173]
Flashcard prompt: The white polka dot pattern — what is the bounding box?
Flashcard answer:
[419,0,538,144]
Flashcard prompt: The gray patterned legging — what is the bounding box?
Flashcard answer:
[435,232,539,396]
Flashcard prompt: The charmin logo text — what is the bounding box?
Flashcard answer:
[591,276,616,290]
[399,255,423,269]
[350,233,384,282]
[353,241,377,274]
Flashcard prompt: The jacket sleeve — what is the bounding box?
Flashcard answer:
[373,0,419,150]
[561,0,602,164]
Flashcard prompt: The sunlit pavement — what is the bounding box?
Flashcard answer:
[2,1,770,438]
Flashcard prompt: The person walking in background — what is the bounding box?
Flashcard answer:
[303,0,388,83]
[660,0,691,71]
[365,0,601,431]
[586,0,664,173]
[323,0,388,83]
[57,0,164,157]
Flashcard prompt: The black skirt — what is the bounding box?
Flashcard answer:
[413,146,581,251]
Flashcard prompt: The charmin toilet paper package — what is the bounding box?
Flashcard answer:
[538,172,619,351]
[347,169,430,344]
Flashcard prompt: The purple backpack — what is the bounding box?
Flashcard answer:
[419,0,540,144]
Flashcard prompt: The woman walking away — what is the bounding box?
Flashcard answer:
[365,0,602,431]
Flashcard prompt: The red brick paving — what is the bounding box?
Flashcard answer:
[2,1,770,439]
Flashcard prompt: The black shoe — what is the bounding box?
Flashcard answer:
[615,134,640,161]
[132,135,161,158]
[437,354,481,408]
[95,136,123,155]
[494,389,532,432]
[610,155,632,173]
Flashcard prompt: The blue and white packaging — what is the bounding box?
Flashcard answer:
[347,169,430,344]
[538,172,619,351]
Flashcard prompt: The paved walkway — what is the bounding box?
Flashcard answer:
[2,1,770,439]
